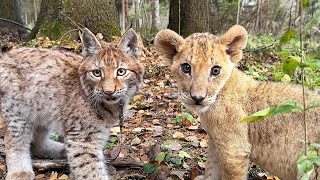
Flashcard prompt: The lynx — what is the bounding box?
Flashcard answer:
[0,28,144,180]
[155,25,320,179]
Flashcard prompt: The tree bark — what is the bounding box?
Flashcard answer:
[28,0,121,41]
[0,0,28,39]
[151,0,160,32]
[168,0,210,37]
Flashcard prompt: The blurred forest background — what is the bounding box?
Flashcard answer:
[0,0,320,179]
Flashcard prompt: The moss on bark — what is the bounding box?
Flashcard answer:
[29,0,121,41]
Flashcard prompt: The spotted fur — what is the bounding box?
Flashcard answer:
[0,28,144,180]
[155,25,320,180]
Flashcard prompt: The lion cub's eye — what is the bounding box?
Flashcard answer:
[210,66,221,76]
[92,69,102,77]
[117,68,127,76]
[181,63,191,74]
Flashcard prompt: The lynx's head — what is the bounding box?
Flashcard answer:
[155,25,247,113]
[79,28,144,105]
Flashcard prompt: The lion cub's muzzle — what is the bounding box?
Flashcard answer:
[191,95,206,105]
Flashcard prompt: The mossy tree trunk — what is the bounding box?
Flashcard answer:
[28,0,121,41]
[168,0,210,37]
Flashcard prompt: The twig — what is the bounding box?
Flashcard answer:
[0,158,143,171]
[0,18,32,31]
[58,29,80,42]
[59,12,84,30]
[244,44,275,52]
[299,0,307,155]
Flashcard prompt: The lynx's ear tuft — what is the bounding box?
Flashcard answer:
[154,29,185,66]
[81,28,102,57]
[119,29,140,58]
[220,25,247,63]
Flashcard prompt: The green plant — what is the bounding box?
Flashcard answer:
[105,136,118,149]
[171,112,195,125]
[242,1,320,179]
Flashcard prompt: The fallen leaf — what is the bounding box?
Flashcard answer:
[188,125,199,130]
[200,139,208,148]
[131,137,142,145]
[198,161,205,169]
[172,131,185,139]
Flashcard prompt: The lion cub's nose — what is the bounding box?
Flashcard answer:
[191,95,205,105]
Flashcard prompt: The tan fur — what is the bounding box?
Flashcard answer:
[155,25,320,180]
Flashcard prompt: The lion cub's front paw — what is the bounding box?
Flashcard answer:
[6,171,34,180]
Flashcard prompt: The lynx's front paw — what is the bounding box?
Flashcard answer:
[6,171,34,180]
[194,175,205,180]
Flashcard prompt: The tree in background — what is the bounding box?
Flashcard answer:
[168,0,210,37]
[0,0,28,39]
[151,0,160,32]
[28,0,120,41]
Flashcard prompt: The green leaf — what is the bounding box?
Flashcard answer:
[302,0,309,8]
[304,11,320,31]
[313,159,320,166]
[156,152,166,164]
[297,158,313,173]
[241,101,303,123]
[143,163,158,174]
[278,30,297,49]
[282,56,300,75]
[241,108,271,123]
[307,149,318,160]
[307,102,320,110]
[297,155,308,164]
[301,59,320,69]
[178,151,191,159]
[310,143,320,148]
[281,74,291,83]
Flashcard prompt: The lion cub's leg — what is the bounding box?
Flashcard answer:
[204,137,222,180]
[217,142,250,180]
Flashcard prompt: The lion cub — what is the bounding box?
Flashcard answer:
[155,25,320,180]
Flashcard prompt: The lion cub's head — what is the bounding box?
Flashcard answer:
[155,25,247,113]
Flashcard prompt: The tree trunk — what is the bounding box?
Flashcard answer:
[168,0,210,37]
[134,0,140,30]
[151,0,160,32]
[28,0,121,41]
[0,0,28,39]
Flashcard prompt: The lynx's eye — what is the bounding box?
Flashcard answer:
[117,68,127,76]
[92,69,102,77]
[181,63,191,74]
[210,66,221,76]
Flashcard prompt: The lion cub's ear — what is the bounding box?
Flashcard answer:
[220,25,247,63]
[155,29,185,66]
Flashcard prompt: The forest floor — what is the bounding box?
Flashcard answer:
[0,33,283,180]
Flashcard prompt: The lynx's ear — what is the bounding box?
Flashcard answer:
[220,25,247,63]
[81,28,102,57]
[119,29,140,58]
[155,29,185,66]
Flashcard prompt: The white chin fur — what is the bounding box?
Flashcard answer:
[183,103,211,113]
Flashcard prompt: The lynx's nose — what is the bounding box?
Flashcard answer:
[191,95,205,105]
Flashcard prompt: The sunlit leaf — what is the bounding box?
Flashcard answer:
[306,102,320,110]
[301,59,320,69]
[156,152,166,164]
[302,0,309,8]
[178,151,191,159]
[282,56,300,75]
[241,101,303,123]
[278,30,297,50]
[304,11,320,31]
[307,149,318,160]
